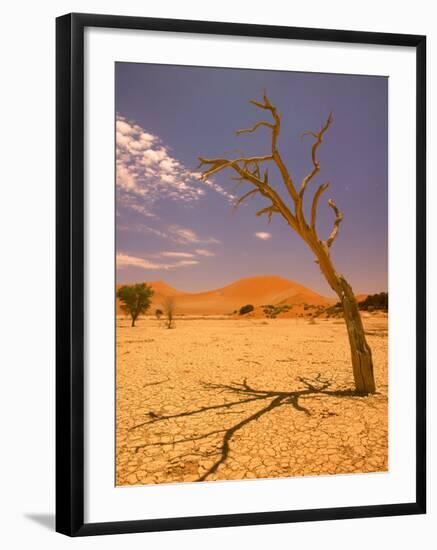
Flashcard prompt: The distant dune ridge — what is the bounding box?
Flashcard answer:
[116,275,334,316]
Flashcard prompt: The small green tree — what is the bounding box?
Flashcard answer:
[117,283,154,327]
[155,308,163,320]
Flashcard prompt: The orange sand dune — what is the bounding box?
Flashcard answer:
[117,275,333,316]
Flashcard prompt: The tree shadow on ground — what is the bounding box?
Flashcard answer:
[130,374,363,482]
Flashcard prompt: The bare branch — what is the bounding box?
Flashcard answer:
[198,154,299,231]
[249,99,270,110]
[235,188,259,207]
[198,155,272,179]
[310,182,330,233]
[199,94,335,234]
[300,131,318,140]
[236,121,274,135]
[249,91,274,111]
[246,160,260,179]
[245,92,300,205]
[256,205,279,223]
[296,113,333,231]
[325,198,343,248]
[299,112,334,197]
[263,169,269,185]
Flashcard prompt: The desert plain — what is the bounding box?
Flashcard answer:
[116,278,388,486]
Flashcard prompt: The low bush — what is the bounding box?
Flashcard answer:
[359,292,388,311]
[239,304,254,315]
[261,304,291,318]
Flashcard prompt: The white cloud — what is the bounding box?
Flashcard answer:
[117,253,198,271]
[195,248,215,257]
[117,193,156,218]
[161,251,195,258]
[167,225,220,245]
[160,158,179,173]
[117,222,219,246]
[201,177,235,202]
[255,232,272,240]
[117,254,163,270]
[116,115,235,220]
[160,173,176,184]
[116,119,135,135]
[116,163,136,192]
[168,226,198,244]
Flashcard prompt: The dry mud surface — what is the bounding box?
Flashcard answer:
[116,316,388,486]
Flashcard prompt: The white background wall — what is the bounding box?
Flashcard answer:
[0,1,434,548]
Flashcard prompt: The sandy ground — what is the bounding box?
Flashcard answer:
[116,316,388,485]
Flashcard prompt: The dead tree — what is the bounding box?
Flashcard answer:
[198,93,375,394]
[163,296,175,329]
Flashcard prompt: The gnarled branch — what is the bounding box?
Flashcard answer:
[244,92,299,204]
[256,205,279,223]
[300,112,333,197]
[325,198,343,248]
[198,155,272,179]
[235,188,259,207]
[198,152,299,231]
[198,96,338,240]
[236,121,274,135]
[310,182,330,233]
[295,113,333,232]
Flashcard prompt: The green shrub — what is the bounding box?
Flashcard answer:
[261,304,291,318]
[358,292,388,311]
[239,304,254,315]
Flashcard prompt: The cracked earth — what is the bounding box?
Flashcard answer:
[116,316,388,485]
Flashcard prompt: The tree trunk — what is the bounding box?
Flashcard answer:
[311,240,376,395]
[338,276,375,395]
[131,316,136,327]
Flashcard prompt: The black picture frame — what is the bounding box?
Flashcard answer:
[56,12,426,537]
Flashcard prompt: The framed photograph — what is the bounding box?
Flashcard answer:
[56,13,426,536]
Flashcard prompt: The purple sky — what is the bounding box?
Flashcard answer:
[115,63,387,297]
